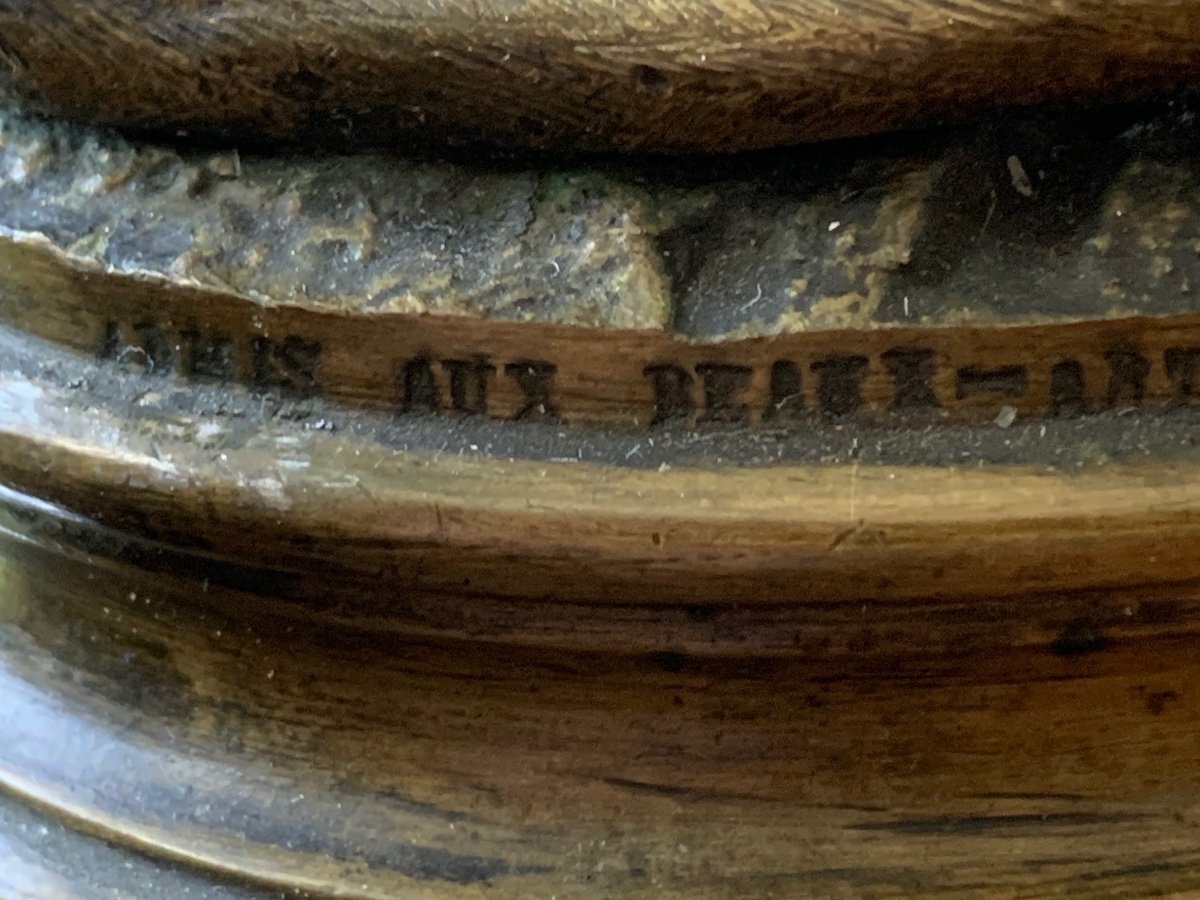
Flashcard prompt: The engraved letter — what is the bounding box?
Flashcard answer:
[1105,347,1151,408]
[1050,360,1087,417]
[1165,348,1200,402]
[644,364,695,426]
[182,329,236,381]
[133,322,176,374]
[763,361,804,423]
[99,320,175,374]
[98,320,121,360]
[442,357,494,415]
[251,335,321,397]
[505,360,559,422]
[811,356,869,417]
[882,347,939,409]
[401,358,441,412]
[696,363,753,425]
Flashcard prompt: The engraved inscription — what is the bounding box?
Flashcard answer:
[100,319,176,373]
[645,365,695,426]
[811,356,869,418]
[182,329,236,381]
[397,354,555,421]
[1106,347,1151,408]
[882,348,938,410]
[1051,360,1087,417]
[400,356,497,415]
[101,320,321,395]
[98,320,122,360]
[505,361,559,422]
[697,364,753,425]
[133,322,176,374]
[443,357,494,414]
[401,357,441,412]
[763,361,804,423]
[93,318,1200,431]
[252,335,321,397]
[1165,347,1200,402]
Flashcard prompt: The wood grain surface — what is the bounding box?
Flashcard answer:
[4,328,1200,897]
[2,0,1200,151]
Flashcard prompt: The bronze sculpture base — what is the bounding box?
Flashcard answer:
[4,100,1200,896]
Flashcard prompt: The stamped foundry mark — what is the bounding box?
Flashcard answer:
[97,318,1200,428]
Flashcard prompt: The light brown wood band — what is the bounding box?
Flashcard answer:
[5,305,1200,610]
[2,0,1200,151]
[7,234,1200,430]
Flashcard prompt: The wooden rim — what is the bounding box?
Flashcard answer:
[8,234,1200,431]
[4,454,1200,898]
[3,336,1200,609]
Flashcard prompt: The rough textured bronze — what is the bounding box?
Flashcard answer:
[2,0,1200,152]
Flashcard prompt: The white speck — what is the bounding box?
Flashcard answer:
[828,221,841,232]
[903,295,910,317]
[738,282,764,313]
[994,406,1018,429]
[3,155,28,184]
[249,477,291,511]
[195,421,224,443]
[1007,155,1034,197]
